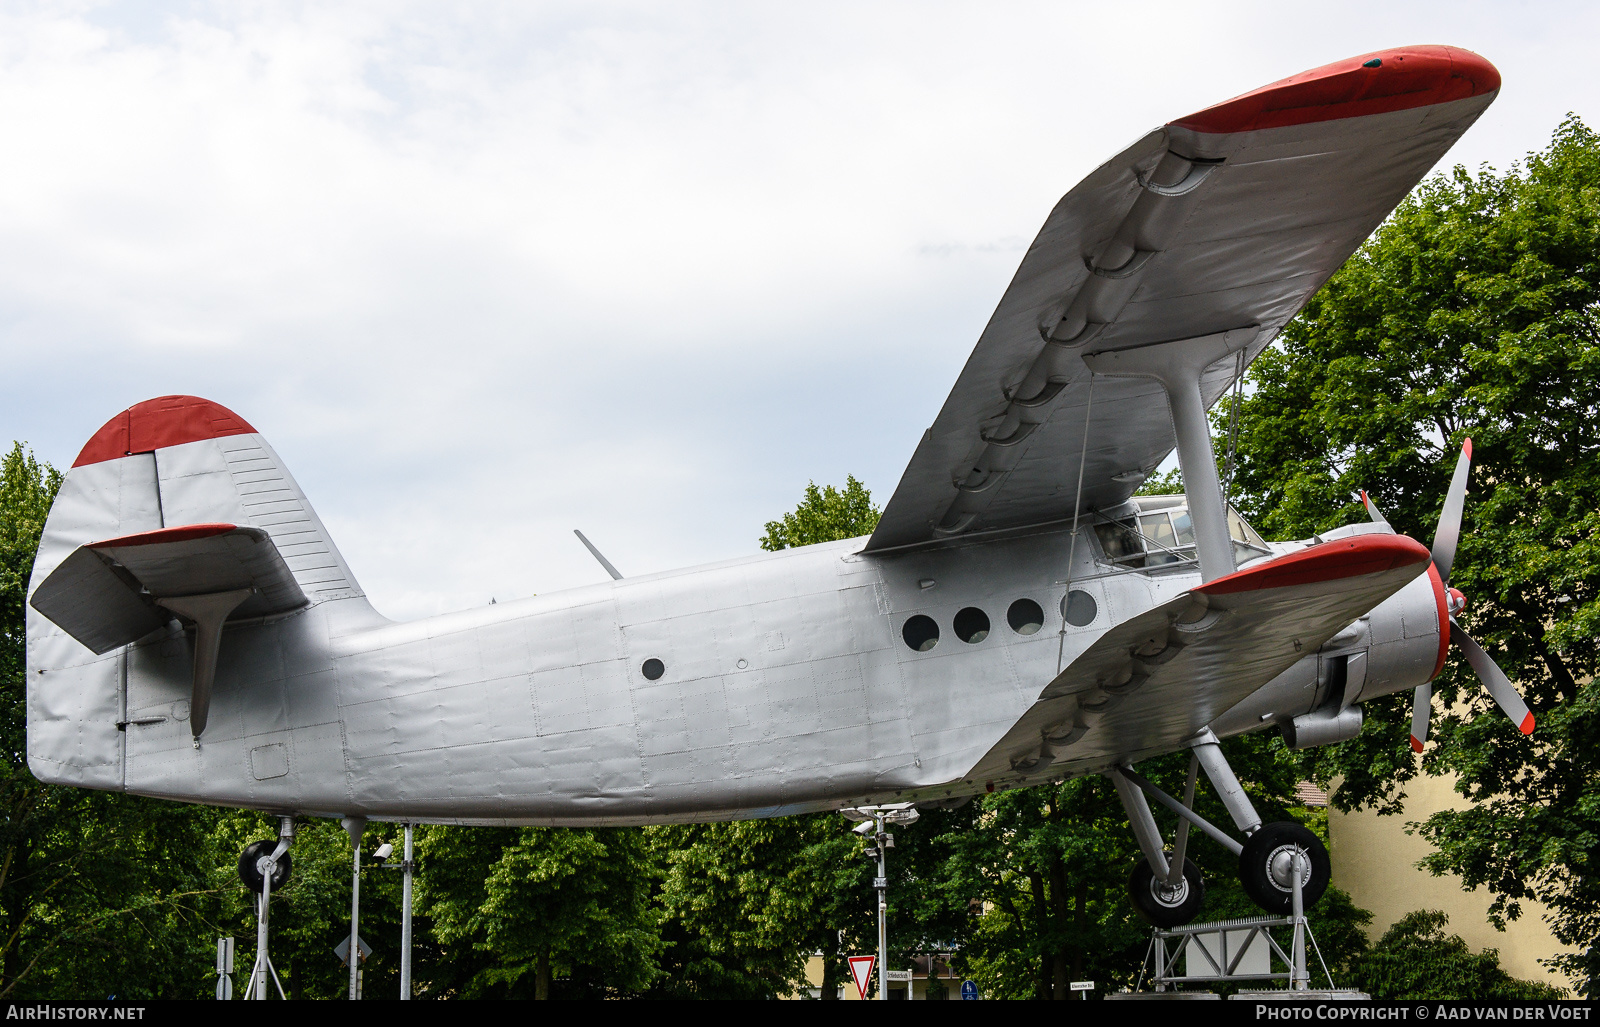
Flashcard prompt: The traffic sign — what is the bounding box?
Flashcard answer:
[884,969,912,982]
[960,979,978,1000]
[333,935,373,966]
[848,955,876,999]
[1070,981,1094,991]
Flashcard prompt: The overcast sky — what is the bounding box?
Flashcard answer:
[1,2,1594,620]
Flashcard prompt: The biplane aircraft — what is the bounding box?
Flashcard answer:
[26,44,1527,926]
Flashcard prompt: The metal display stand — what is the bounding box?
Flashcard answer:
[1116,848,1366,1001]
[241,817,295,1001]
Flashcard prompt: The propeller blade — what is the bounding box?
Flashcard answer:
[1361,490,1393,532]
[1431,439,1472,586]
[1449,621,1535,735]
[1408,683,1432,752]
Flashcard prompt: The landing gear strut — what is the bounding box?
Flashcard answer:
[1109,730,1331,924]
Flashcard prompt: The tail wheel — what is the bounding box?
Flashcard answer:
[238,839,292,892]
[1238,822,1329,914]
[1129,856,1205,927]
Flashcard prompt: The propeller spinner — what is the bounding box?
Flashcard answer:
[1365,439,1535,752]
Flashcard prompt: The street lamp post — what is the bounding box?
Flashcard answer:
[874,809,888,1002]
[842,804,920,1000]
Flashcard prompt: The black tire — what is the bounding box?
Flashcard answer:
[1129,856,1205,927]
[238,839,292,892]
[1238,822,1329,914]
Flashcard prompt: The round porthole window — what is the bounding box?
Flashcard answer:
[1063,589,1098,627]
[954,607,990,644]
[902,615,940,652]
[1007,598,1044,635]
[641,658,665,680]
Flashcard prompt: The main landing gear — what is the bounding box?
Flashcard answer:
[1109,729,1330,927]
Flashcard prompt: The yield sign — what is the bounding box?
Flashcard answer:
[848,955,876,999]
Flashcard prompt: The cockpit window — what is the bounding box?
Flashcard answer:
[1094,496,1268,571]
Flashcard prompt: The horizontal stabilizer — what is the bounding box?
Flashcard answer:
[30,523,308,655]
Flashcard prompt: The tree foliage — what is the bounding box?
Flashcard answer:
[418,826,659,998]
[1344,910,1564,1000]
[759,476,880,552]
[1228,116,1600,994]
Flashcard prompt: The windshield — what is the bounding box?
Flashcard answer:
[1093,496,1268,570]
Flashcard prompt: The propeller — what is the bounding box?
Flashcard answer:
[1362,439,1535,752]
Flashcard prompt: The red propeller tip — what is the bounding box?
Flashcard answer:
[1462,437,1473,459]
[1409,735,1425,753]
[1519,712,1535,735]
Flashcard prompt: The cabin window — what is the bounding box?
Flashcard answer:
[1007,599,1044,635]
[902,615,940,652]
[641,658,665,680]
[1094,518,1144,565]
[1063,589,1098,626]
[1095,499,1268,570]
[954,607,990,644]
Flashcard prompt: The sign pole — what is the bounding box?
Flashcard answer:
[343,817,365,1002]
[875,810,887,1001]
[400,822,414,1000]
[215,937,233,1001]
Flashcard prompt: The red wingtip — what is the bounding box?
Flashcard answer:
[1463,437,1473,459]
[1519,712,1535,735]
[73,396,256,468]
[1409,735,1425,753]
[1173,45,1500,135]
[1197,533,1431,596]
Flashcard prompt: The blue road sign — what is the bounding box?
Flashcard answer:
[961,980,978,1000]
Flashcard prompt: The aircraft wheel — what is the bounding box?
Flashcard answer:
[1128,856,1205,927]
[1238,822,1329,914]
[238,839,292,892]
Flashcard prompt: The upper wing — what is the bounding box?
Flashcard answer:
[30,523,308,654]
[964,533,1432,785]
[865,46,1499,552]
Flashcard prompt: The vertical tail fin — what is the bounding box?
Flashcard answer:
[27,395,368,786]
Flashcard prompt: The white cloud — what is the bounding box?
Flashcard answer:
[2,1,1595,618]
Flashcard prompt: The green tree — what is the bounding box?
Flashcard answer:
[1345,910,1564,999]
[648,818,835,999]
[1228,116,1600,994]
[760,476,880,552]
[417,825,659,999]
[0,443,224,999]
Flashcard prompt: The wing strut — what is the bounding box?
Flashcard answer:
[1084,328,1254,581]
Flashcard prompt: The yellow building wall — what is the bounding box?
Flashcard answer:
[797,955,963,1000]
[1328,770,1576,993]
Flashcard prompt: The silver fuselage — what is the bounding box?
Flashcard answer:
[73,519,1433,825]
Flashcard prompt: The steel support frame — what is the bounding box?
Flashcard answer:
[242,817,294,1001]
